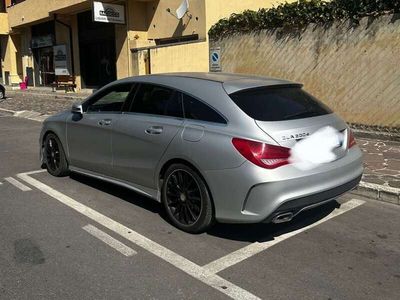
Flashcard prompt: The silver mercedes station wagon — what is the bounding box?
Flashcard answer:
[40,73,363,233]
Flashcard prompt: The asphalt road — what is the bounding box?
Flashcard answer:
[1,113,399,300]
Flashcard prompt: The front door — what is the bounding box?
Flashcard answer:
[66,83,134,175]
[38,47,55,86]
[78,10,116,88]
[112,83,184,189]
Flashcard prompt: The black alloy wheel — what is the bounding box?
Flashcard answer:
[166,169,202,225]
[44,133,69,177]
[162,164,214,233]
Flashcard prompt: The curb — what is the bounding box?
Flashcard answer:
[2,107,399,206]
[353,129,400,143]
[0,108,50,122]
[6,90,89,101]
[0,107,16,115]
[350,182,400,205]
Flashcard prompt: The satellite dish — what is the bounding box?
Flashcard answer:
[176,0,189,19]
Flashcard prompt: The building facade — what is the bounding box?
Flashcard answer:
[0,0,276,90]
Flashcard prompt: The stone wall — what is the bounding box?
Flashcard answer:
[211,14,400,128]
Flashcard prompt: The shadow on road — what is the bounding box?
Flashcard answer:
[70,172,339,243]
[208,201,339,242]
[70,173,163,216]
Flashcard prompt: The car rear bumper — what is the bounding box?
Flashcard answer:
[262,174,361,223]
[204,146,363,223]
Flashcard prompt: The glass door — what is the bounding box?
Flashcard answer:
[38,47,55,86]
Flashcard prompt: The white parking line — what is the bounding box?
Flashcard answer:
[17,171,261,300]
[203,199,365,274]
[83,224,137,257]
[22,169,47,176]
[5,177,32,191]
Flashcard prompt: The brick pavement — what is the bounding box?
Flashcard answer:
[358,138,400,189]
[0,90,87,115]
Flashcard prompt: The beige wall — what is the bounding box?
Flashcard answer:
[70,14,81,90]
[205,0,282,30]
[7,0,88,28]
[131,0,274,76]
[0,12,9,34]
[147,0,206,39]
[19,27,32,80]
[4,34,22,84]
[1,33,25,85]
[2,0,287,86]
[115,23,130,79]
[150,40,209,74]
[211,14,400,127]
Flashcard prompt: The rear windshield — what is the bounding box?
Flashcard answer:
[229,86,332,121]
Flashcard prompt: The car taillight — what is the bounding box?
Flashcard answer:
[232,138,290,169]
[347,129,356,148]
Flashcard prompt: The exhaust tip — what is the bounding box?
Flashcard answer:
[272,212,294,224]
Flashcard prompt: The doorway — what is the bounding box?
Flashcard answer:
[35,47,55,86]
[78,11,117,89]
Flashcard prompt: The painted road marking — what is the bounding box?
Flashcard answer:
[83,224,137,257]
[22,169,47,176]
[17,171,261,300]
[203,199,365,274]
[5,177,32,191]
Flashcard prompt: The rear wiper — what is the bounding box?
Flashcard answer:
[283,110,319,120]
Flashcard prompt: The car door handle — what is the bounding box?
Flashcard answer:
[145,126,163,135]
[98,119,112,126]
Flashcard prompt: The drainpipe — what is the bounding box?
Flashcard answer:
[54,14,75,75]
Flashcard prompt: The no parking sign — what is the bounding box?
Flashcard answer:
[209,47,221,72]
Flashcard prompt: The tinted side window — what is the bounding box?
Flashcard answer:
[130,84,183,118]
[229,86,332,121]
[86,84,132,113]
[182,94,226,124]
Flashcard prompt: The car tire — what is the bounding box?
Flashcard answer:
[44,133,69,177]
[0,87,5,99]
[162,164,214,233]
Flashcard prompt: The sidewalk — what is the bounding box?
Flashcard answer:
[0,89,88,115]
[353,138,400,204]
[1,89,399,205]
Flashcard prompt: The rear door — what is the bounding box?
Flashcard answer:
[112,83,184,188]
[66,83,133,175]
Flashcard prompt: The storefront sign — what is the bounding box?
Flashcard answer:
[210,47,222,72]
[31,35,54,49]
[93,1,125,24]
[53,45,71,76]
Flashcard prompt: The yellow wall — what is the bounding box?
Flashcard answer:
[0,12,9,34]
[150,40,209,73]
[71,14,81,90]
[7,0,88,28]
[135,0,276,76]
[0,36,13,83]
[146,0,206,39]
[205,0,280,30]
[2,34,23,84]
[2,0,287,86]
[19,27,32,80]
[115,23,130,79]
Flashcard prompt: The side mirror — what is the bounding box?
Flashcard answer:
[71,103,83,114]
